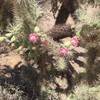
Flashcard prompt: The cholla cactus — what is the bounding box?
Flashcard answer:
[80,25,100,84]
[67,84,100,100]
[75,5,100,26]
[5,0,42,44]
[6,0,42,35]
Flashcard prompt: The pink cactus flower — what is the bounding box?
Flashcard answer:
[59,48,69,57]
[71,36,80,47]
[29,33,39,43]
